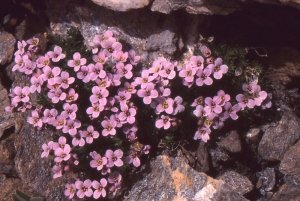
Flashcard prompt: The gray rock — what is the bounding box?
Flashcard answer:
[0,82,16,139]
[212,183,249,201]
[151,0,239,15]
[279,140,300,175]
[181,141,210,173]
[258,104,300,161]
[270,174,300,201]
[14,112,77,201]
[91,0,150,11]
[256,168,276,193]
[209,147,230,168]
[0,31,16,65]
[246,128,261,141]
[0,134,17,176]
[0,174,39,201]
[124,154,210,201]
[46,0,178,58]
[218,130,242,153]
[218,171,253,195]
[146,30,178,55]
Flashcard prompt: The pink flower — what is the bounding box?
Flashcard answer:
[221,102,240,120]
[62,119,81,136]
[15,40,27,55]
[52,136,67,150]
[190,56,204,69]
[103,97,118,112]
[156,97,174,114]
[155,115,172,129]
[236,94,256,110]
[42,108,58,124]
[149,60,163,78]
[72,131,86,147]
[47,46,66,62]
[52,165,62,178]
[67,52,87,72]
[194,126,211,142]
[75,179,93,198]
[37,55,50,68]
[217,90,230,106]
[93,51,108,64]
[96,77,111,89]
[52,115,66,129]
[115,89,131,109]
[65,88,79,103]
[207,58,228,79]
[200,45,211,57]
[106,149,123,167]
[77,65,91,83]
[172,96,185,115]
[124,82,137,94]
[128,49,140,65]
[55,71,75,89]
[108,171,122,189]
[125,151,140,167]
[159,62,176,80]
[137,83,158,104]
[242,82,257,94]
[92,179,107,199]
[61,103,78,120]
[90,151,108,170]
[41,141,53,158]
[205,96,222,114]
[261,93,272,109]
[27,110,43,128]
[47,89,66,103]
[20,60,36,75]
[101,118,117,136]
[85,125,99,144]
[193,105,211,118]
[252,85,267,106]
[12,54,25,71]
[12,86,30,103]
[88,63,106,81]
[134,70,154,89]
[179,63,197,82]
[112,50,128,63]
[118,105,136,124]
[86,103,104,118]
[103,40,122,56]
[42,66,61,85]
[54,144,71,162]
[116,63,133,79]
[90,86,109,105]
[64,183,76,199]
[30,76,44,93]
[195,68,213,86]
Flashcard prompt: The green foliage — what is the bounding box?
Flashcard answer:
[12,190,43,201]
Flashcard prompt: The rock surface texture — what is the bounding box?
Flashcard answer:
[1,0,300,200]
[0,31,16,65]
[217,171,253,195]
[124,155,249,201]
[91,0,150,11]
[258,104,300,161]
[218,130,242,153]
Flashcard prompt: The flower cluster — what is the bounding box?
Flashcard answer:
[6,31,151,200]
[6,30,272,200]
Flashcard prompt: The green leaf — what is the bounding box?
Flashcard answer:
[29,198,44,201]
[12,194,28,201]
[16,190,31,200]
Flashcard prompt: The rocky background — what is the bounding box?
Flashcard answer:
[1,0,300,200]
